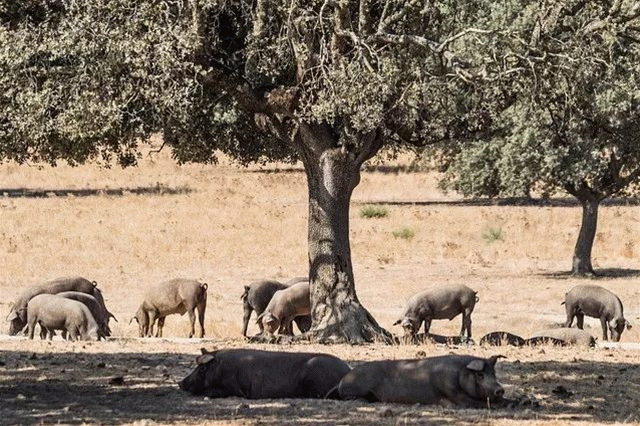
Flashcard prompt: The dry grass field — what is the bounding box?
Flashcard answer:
[1,146,640,425]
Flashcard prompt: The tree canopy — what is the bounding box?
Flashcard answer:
[437,0,640,275]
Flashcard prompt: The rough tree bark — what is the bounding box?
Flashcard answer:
[567,184,601,276]
[293,122,393,344]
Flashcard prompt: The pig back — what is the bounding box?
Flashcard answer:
[266,281,310,317]
[144,279,206,315]
[410,284,476,320]
[245,280,288,313]
[566,284,623,319]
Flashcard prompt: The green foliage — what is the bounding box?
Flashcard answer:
[359,205,389,219]
[482,226,504,244]
[438,1,640,202]
[392,226,416,240]
[0,0,509,168]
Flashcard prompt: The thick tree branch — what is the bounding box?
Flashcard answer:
[377,0,423,34]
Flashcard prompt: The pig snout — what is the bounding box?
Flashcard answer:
[492,385,505,400]
[261,313,279,334]
[179,365,206,394]
[480,377,504,401]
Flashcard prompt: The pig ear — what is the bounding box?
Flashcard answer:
[196,353,215,365]
[466,360,485,372]
[487,355,506,367]
[6,311,18,321]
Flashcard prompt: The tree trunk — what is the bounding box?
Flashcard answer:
[571,194,600,276]
[295,123,392,344]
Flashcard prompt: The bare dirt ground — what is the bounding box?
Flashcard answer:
[1,147,640,425]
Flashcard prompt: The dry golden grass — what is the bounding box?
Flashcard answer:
[1,146,640,425]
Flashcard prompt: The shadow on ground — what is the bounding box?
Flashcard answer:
[1,349,639,425]
[540,269,640,279]
[364,197,640,207]
[0,185,192,198]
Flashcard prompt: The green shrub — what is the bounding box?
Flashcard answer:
[482,226,504,244]
[360,205,388,218]
[393,226,415,240]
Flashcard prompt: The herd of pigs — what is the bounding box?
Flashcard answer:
[4,275,633,408]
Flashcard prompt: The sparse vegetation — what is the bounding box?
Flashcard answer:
[360,205,388,219]
[482,226,505,244]
[393,226,416,240]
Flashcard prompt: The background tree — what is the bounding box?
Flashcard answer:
[437,0,640,276]
[0,0,515,342]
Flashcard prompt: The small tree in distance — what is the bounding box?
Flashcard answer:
[437,1,640,276]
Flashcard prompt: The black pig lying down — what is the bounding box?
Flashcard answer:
[326,355,504,408]
[180,348,351,399]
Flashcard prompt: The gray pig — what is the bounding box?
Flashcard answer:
[7,276,111,335]
[240,279,311,336]
[563,284,631,342]
[326,354,504,407]
[27,294,99,341]
[529,327,596,347]
[134,279,207,338]
[180,348,351,399]
[57,291,113,340]
[257,281,310,335]
[393,284,478,342]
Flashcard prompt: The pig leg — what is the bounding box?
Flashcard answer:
[147,310,157,337]
[156,317,165,338]
[27,315,37,340]
[242,304,253,336]
[284,318,295,335]
[67,327,78,341]
[39,323,47,340]
[187,309,196,338]
[600,317,609,341]
[460,311,472,339]
[576,313,584,329]
[197,302,206,338]
[423,318,432,335]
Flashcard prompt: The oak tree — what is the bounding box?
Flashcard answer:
[1,0,509,341]
[438,0,640,276]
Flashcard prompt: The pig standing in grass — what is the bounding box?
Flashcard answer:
[563,284,631,342]
[393,284,478,342]
[134,279,207,338]
[7,276,111,335]
[27,294,99,341]
[240,278,311,336]
[257,281,310,336]
[326,354,504,407]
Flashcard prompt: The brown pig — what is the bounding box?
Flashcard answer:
[257,281,310,335]
[394,284,478,342]
[134,279,207,338]
[563,284,631,342]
